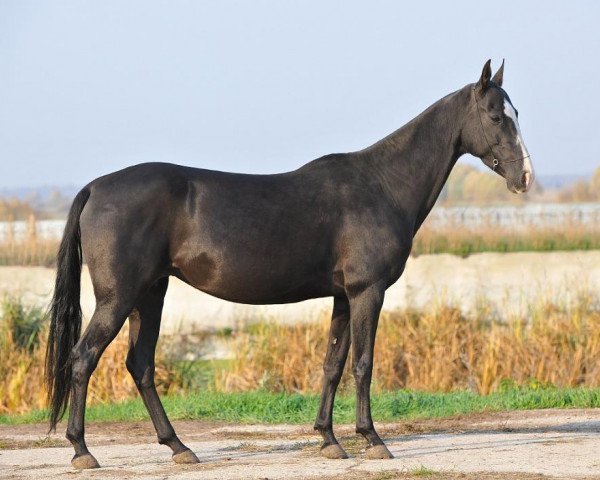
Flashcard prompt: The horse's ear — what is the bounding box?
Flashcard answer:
[476,59,492,93]
[492,59,504,87]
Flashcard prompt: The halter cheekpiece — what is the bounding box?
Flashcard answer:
[472,86,530,171]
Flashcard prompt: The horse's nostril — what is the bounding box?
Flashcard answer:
[522,171,531,189]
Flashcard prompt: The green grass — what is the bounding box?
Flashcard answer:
[3,386,600,426]
[410,465,438,477]
[412,230,600,257]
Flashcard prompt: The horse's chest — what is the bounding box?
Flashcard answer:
[339,230,409,287]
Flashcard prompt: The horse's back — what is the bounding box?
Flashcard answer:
[78,162,345,303]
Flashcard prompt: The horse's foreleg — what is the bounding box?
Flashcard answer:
[349,284,393,459]
[314,296,351,459]
[126,278,199,464]
[66,301,129,469]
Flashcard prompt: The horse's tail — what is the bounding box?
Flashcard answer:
[45,187,91,432]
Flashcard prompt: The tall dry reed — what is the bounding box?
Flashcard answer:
[2,292,600,416]
[0,215,59,266]
[216,292,600,395]
[0,297,183,415]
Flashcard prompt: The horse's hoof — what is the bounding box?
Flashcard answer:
[172,449,200,464]
[71,453,100,469]
[365,444,393,459]
[320,443,349,459]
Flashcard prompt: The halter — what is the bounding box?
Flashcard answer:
[472,86,530,172]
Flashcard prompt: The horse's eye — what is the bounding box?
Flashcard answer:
[491,115,502,124]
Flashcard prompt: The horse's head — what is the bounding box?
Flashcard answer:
[463,59,534,193]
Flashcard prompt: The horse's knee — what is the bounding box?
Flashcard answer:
[323,361,344,382]
[125,355,155,389]
[70,348,95,385]
[352,356,372,382]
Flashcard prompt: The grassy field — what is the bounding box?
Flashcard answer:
[0,216,59,266]
[2,291,600,417]
[3,386,600,426]
[217,292,600,396]
[0,297,186,414]
[412,224,600,256]
[0,237,59,266]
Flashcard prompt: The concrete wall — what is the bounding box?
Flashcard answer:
[1,250,599,333]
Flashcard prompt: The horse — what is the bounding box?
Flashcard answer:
[45,59,533,468]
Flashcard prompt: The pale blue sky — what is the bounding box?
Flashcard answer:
[1,1,598,188]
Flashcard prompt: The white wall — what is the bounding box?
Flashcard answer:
[1,251,598,333]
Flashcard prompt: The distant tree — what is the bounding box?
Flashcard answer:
[0,198,35,221]
[447,164,476,202]
[440,161,546,205]
[44,189,72,218]
[557,176,597,203]
[592,166,600,199]
[574,181,593,201]
[462,170,509,203]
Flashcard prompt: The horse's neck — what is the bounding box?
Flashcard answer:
[364,86,469,233]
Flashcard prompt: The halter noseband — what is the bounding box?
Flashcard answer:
[472,86,530,172]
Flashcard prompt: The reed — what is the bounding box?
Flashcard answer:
[1,291,600,415]
[216,291,600,395]
[0,297,184,415]
[0,215,59,266]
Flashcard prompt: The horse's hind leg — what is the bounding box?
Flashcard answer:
[126,277,199,464]
[314,296,351,459]
[67,298,132,469]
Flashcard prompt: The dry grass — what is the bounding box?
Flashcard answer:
[216,292,600,395]
[0,298,184,415]
[0,216,59,266]
[413,222,600,256]
[2,292,600,416]
[0,240,59,267]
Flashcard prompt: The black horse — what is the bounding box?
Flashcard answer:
[46,60,533,468]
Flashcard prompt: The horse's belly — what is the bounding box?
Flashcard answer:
[173,253,335,305]
[199,282,332,305]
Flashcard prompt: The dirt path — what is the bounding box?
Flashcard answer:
[3,409,600,479]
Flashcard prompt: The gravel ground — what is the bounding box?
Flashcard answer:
[3,409,600,479]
